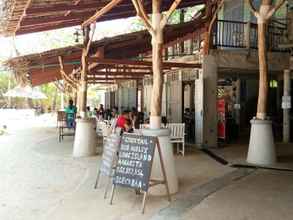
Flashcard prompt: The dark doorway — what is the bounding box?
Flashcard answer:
[182,81,195,143]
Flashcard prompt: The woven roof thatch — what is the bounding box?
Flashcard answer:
[4,11,206,86]
[0,0,206,36]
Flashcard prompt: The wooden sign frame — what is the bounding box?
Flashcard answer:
[109,136,171,214]
[94,133,121,199]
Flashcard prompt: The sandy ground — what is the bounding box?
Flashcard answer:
[0,116,233,220]
[1,114,293,220]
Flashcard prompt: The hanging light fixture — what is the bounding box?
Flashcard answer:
[73,29,81,43]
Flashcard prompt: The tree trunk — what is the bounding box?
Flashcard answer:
[256,20,268,120]
[150,0,163,129]
[80,27,90,118]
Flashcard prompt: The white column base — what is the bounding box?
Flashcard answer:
[150,116,161,129]
[142,128,178,195]
[247,119,276,166]
[73,118,97,157]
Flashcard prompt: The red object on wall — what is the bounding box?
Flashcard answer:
[217,99,226,139]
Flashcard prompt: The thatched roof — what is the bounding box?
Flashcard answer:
[4,18,205,86]
[0,0,206,36]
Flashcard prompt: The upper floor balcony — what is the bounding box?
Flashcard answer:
[213,19,288,52]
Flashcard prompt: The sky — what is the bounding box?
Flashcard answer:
[0,17,141,61]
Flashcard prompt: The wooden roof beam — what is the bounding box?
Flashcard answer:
[82,0,124,27]
[21,9,137,27]
[88,58,201,68]
[91,71,152,75]
[64,0,82,16]
[91,64,154,71]
[16,20,79,35]
[25,2,134,14]
[88,81,116,84]
[87,76,144,80]
[81,0,205,27]
[17,11,137,35]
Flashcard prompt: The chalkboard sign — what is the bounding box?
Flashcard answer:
[100,133,121,176]
[95,133,120,190]
[113,133,157,192]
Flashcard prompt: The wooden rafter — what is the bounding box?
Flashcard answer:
[58,56,79,89]
[161,0,183,28]
[4,0,205,36]
[88,81,116,84]
[87,76,144,80]
[131,0,154,34]
[88,57,201,68]
[82,0,124,27]
[25,2,112,14]
[91,71,152,75]
[64,0,82,16]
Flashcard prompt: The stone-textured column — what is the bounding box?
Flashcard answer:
[202,55,218,148]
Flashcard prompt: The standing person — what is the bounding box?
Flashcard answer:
[97,104,105,120]
[110,107,119,132]
[130,107,139,129]
[86,106,93,118]
[65,99,77,128]
[111,107,118,119]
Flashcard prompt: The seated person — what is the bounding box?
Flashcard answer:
[65,99,77,128]
[116,110,133,133]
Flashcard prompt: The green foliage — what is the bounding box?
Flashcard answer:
[0,70,16,107]
[88,85,102,107]
[39,83,60,111]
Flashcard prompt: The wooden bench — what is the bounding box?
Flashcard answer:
[165,123,186,156]
[139,123,185,156]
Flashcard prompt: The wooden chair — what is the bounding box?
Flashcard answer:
[166,123,186,156]
[57,111,75,142]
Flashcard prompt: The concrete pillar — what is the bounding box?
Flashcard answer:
[142,128,178,195]
[202,55,218,148]
[283,69,291,143]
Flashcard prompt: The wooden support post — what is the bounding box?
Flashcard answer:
[247,0,286,120]
[256,20,268,120]
[150,0,164,128]
[283,69,291,143]
[131,0,182,128]
[80,26,90,118]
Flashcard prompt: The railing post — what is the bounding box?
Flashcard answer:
[244,21,251,49]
